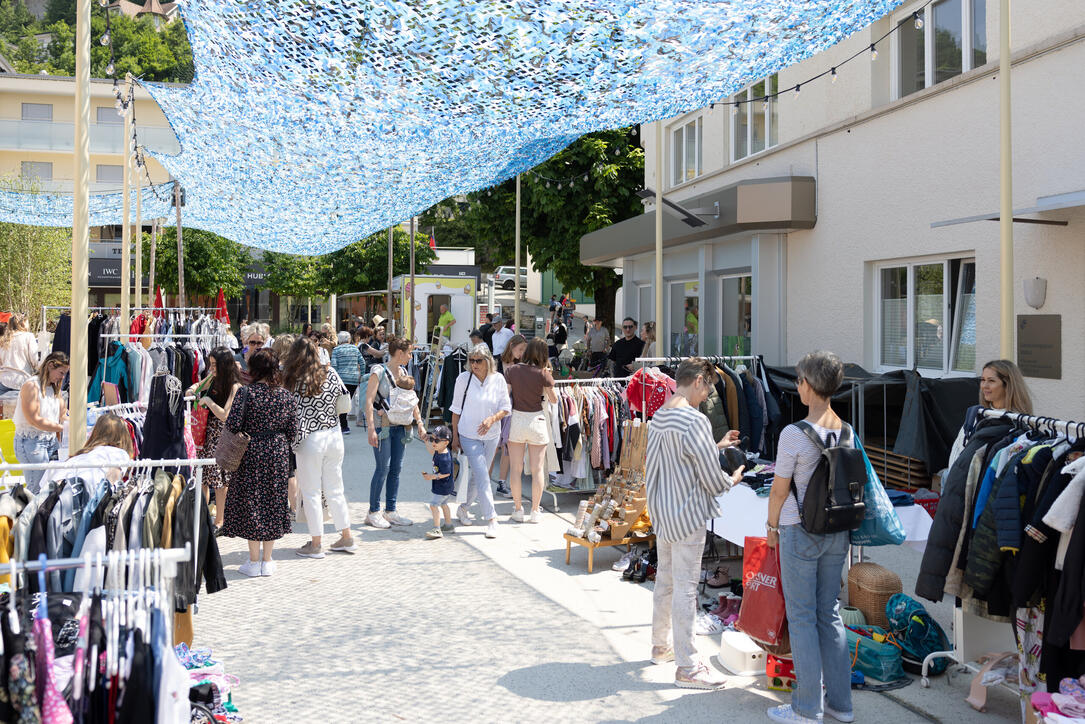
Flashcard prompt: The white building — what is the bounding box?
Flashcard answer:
[581,0,1085,417]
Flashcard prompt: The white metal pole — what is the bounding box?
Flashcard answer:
[120,74,132,338]
[134,153,142,310]
[409,216,416,342]
[654,122,664,353]
[69,0,91,451]
[999,0,1014,358]
[174,183,185,307]
[514,174,521,333]
[386,227,394,336]
[148,218,157,297]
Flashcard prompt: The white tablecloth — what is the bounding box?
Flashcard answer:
[707,485,933,549]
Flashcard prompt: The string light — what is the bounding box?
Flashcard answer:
[913,12,924,29]
[869,43,877,61]
[794,83,800,96]
[100,30,110,46]
[831,67,837,83]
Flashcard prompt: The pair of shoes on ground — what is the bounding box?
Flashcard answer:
[296,535,357,559]
[767,705,853,723]
[238,561,276,577]
[365,510,413,529]
[425,522,456,539]
[495,480,512,498]
[647,650,728,691]
[509,508,541,524]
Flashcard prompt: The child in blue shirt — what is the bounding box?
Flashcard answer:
[424,426,456,539]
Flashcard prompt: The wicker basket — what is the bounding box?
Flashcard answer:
[847,562,901,629]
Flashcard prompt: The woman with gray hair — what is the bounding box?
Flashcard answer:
[764,350,852,724]
[448,343,511,539]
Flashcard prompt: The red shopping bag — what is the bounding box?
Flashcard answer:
[191,405,209,449]
[736,536,788,646]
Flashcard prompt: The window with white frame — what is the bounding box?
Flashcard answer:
[671,117,702,186]
[731,74,779,162]
[897,0,987,98]
[96,106,122,125]
[877,256,976,373]
[96,164,123,184]
[21,103,52,122]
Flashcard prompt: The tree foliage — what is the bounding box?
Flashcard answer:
[142,227,247,298]
[3,1,194,82]
[260,251,326,299]
[0,177,72,329]
[318,228,436,295]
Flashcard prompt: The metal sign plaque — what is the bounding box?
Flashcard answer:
[1017,314,1061,379]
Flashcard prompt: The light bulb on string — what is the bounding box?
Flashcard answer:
[100,31,110,46]
[794,84,801,96]
[583,174,588,182]
[831,67,837,83]
[913,12,923,29]
[546,181,550,188]
[98,0,107,6]
[762,96,769,111]
[105,61,114,76]
[557,183,562,190]
[733,102,739,115]
[870,44,878,61]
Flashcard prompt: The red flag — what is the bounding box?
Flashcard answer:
[152,287,164,319]
[215,288,231,324]
[428,232,436,249]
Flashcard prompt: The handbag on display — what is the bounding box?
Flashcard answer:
[215,387,250,472]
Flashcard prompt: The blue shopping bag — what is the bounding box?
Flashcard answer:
[849,438,906,547]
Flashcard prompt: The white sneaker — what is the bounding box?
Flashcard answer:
[456,504,472,526]
[824,706,855,723]
[510,509,525,523]
[767,705,820,724]
[528,509,541,524]
[238,561,262,578]
[694,612,726,636]
[485,519,499,538]
[260,561,276,577]
[384,511,413,526]
[366,511,391,529]
[613,550,635,571]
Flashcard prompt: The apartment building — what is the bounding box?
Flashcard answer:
[581,0,1085,417]
[0,71,180,306]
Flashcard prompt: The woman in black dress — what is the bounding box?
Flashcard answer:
[220,349,298,577]
[188,346,242,532]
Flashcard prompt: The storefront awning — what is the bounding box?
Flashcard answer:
[930,188,1084,228]
[579,176,816,266]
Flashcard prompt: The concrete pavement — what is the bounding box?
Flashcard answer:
[196,430,1020,723]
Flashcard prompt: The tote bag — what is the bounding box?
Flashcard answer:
[849,438,906,547]
[736,536,788,646]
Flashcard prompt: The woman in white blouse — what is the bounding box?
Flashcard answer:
[0,314,42,395]
[14,351,69,494]
[449,344,511,539]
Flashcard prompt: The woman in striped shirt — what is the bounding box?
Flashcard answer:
[646,357,744,690]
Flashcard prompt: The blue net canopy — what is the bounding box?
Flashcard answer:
[1,0,903,254]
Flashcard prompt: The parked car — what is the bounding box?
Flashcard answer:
[492,266,529,290]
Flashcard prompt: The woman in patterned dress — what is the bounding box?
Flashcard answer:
[283,336,355,558]
[220,349,298,577]
[188,346,242,533]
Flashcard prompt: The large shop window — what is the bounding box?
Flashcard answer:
[719,275,753,357]
[877,257,976,374]
[897,0,986,98]
[731,74,779,162]
[669,280,699,356]
[671,117,702,186]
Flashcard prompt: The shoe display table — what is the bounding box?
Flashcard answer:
[563,532,655,573]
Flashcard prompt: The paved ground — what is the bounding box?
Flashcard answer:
[197,430,1021,723]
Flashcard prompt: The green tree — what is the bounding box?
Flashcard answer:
[319,228,436,295]
[0,0,37,44]
[44,0,73,26]
[261,251,328,329]
[454,127,643,333]
[0,177,72,329]
[142,226,247,298]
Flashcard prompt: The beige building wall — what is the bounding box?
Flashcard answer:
[627,0,1085,418]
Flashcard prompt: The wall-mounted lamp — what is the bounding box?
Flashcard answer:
[1024,277,1047,309]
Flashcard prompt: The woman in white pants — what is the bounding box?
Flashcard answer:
[283,336,355,558]
[449,344,511,539]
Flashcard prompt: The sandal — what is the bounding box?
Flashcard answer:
[705,565,730,588]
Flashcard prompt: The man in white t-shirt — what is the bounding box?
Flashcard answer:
[490,317,514,357]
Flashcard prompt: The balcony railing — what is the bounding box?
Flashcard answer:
[0,119,180,155]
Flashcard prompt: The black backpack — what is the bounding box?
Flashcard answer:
[791,422,867,534]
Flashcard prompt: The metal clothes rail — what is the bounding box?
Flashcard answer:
[10,544,191,577]
[41,305,218,332]
[919,408,1083,689]
[553,376,630,386]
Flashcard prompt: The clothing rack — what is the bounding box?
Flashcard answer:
[41,305,217,332]
[553,376,630,386]
[9,543,192,579]
[634,355,759,365]
[917,408,1083,690]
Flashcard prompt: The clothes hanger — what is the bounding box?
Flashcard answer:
[6,556,18,635]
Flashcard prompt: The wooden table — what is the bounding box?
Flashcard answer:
[563,532,655,573]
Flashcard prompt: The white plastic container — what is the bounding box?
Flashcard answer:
[715,630,766,676]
